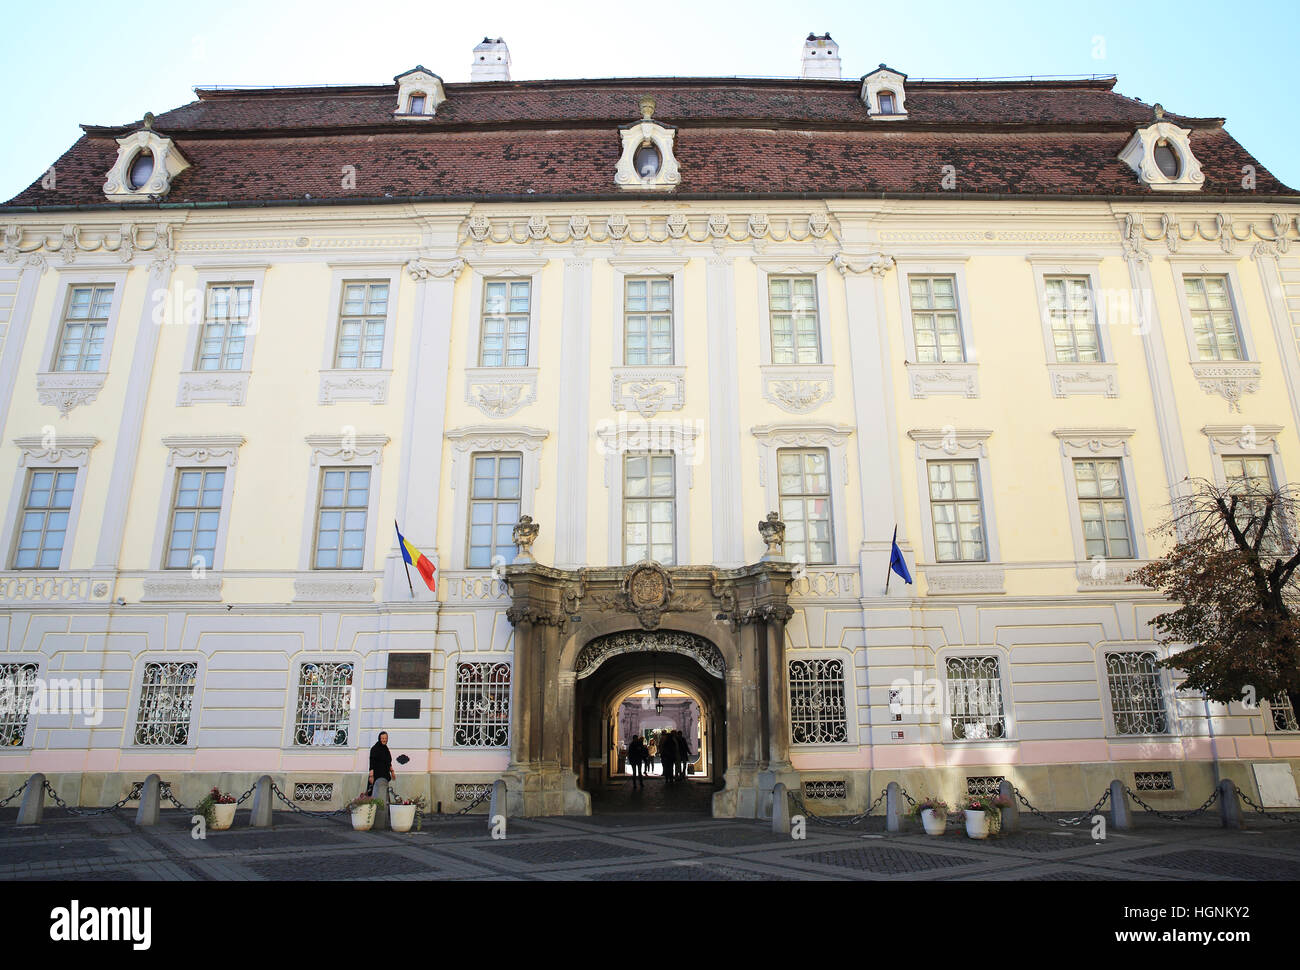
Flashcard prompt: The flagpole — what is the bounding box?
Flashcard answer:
[396,519,415,599]
[884,524,898,595]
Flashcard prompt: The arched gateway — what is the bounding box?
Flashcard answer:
[501,558,799,818]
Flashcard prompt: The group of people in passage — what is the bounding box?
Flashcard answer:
[626,730,693,787]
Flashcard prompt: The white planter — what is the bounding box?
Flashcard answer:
[965,809,989,839]
[350,804,377,831]
[388,804,417,833]
[211,802,236,831]
[921,809,946,836]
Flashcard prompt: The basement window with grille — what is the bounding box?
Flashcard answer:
[803,780,848,799]
[294,783,335,802]
[966,775,1005,798]
[455,783,493,802]
[1134,771,1176,792]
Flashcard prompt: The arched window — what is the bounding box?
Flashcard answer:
[878,91,896,115]
[128,149,155,189]
[1153,139,1180,178]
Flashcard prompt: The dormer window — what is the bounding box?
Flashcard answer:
[634,141,662,178]
[615,96,681,193]
[1153,139,1180,178]
[102,119,190,202]
[393,66,445,119]
[127,150,155,190]
[861,65,908,120]
[1118,108,1204,192]
[878,91,896,115]
[408,94,426,115]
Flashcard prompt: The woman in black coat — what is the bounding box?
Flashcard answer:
[368,731,394,793]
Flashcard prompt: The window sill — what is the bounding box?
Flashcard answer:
[1190,361,1261,412]
[1076,559,1147,591]
[760,364,834,414]
[906,361,978,399]
[293,576,377,602]
[36,371,106,417]
[0,573,113,604]
[140,574,223,602]
[177,370,249,406]
[1047,362,1118,399]
[920,563,1005,595]
[610,365,686,418]
[319,369,392,405]
[464,366,539,418]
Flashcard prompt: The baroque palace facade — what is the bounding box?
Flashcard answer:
[1,34,1299,816]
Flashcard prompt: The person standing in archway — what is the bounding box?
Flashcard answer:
[628,735,646,788]
[676,730,692,780]
[660,730,678,784]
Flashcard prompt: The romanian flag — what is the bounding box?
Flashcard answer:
[395,522,436,592]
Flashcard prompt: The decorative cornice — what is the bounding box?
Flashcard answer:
[304,433,389,466]
[35,372,105,418]
[921,563,1006,595]
[760,365,834,414]
[1047,363,1118,399]
[833,252,894,277]
[293,577,377,602]
[13,434,99,467]
[1052,427,1136,457]
[162,434,245,466]
[907,362,979,399]
[177,372,248,407]
[1190,361,1262,413]
[140,576,223,602]
[404,256,465,281]
[908,428,992,458]
[460,211,834,248]
[610,366,686,418]
[1201,423,1283,454]
[465,367,539,418]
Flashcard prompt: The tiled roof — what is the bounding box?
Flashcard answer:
[4,76,1294,208]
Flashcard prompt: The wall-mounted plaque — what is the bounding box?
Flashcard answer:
[393,699,421,720]
[387,652,431,690]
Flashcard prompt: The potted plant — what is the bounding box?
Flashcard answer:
[195,787,238,831]
[908,796,950,836]
[959,793,1010,839]
[387,794,427,833]
[346,793,385,831]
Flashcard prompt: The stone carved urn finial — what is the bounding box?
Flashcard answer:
[639,95,656,120]
[758,511,786,561]
[512,514,539,564]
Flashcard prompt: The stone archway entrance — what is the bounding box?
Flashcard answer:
[501,557,800,818]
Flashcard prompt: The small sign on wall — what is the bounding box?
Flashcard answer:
[393,699,421,720]
[1252,762,1300,808]
[387,653,431,690]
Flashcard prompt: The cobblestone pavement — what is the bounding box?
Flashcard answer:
[2,805,1300,881]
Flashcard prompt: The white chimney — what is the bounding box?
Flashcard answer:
[801,32,841,79]
[471,37,511,82]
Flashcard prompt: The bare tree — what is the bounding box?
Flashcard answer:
[1132,478,1300,722]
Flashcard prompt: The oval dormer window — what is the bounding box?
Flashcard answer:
[408,93,426,114]
[128,150,155,190]
[634,141,661,179]
[1153,140,1181,178]
[878,91,896,114]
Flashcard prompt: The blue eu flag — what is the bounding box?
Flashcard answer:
[889,536,913,585]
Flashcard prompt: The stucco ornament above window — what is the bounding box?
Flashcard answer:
[102,114,190,202]
[860,65,907,120]
[394,66,446,118]
[1119,105,1205,192]
[615,96,681,192]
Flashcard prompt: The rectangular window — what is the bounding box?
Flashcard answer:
[778,448,833,565]
[0,663,39,746]
[927,460,985,562]
[480,279,530,367]
[133,661,198,745]
[334,281,388,369]
[1106,651,1169,735]
[946,656,1005,740]
[452,662,511,747]
[292,661,353,746]
[1223,455,1286,555]
[909,275,964,363]
[1270,693,1299,732]
[196,283,253,370]
[1183,275,1243,361]
[789,659,848,743]
[467,453,521,569]
[1074,459,1133,559]
[624,276,673,365]
[164,468,225,570]
[55,285,113,371]
[624,453,675,564]
[313,467,370,569]
[12,469,76,569]
[1044,276,1101,363]
[768,276,820,364]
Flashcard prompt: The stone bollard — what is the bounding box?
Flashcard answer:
[998,779,1020,834]
[371,778,389,831]
[16,773,45,826]
[885,781,902,833]
[771,783,790,835]
[1109,779,1132,831]
[135,774,161,827]
[1218,778,1244,829]
[248,775,274,828]
[488,778,507,833]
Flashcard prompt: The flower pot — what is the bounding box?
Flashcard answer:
[965,809,989,839]
[921,809,946,836]
[388,804,417,833]
[211,802,237,831]
[350,804,377,831]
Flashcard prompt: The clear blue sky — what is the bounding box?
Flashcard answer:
[3,0,1297,201]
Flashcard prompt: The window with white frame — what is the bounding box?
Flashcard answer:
[313,467,370,569]
[909,275,964,363]
[789,658,848,744]
[12,469,76,569]
[1183,275,1244,361]
[452,662,511,747]
[768,276,821,364]
[623,453,675,564]
[196,282,254,370]
[0,662,39,746]
[1073,459,1134,559]
[946,656,1005,740]
[164,468,224,570]
[54,285,114,371]
[778,448,833,565]
[133,661,198,746]
[1269,692,1299,731]
[1223,454,1287,556]
[334,281,388,369]
[624,277,673,366]
[479,279,531,367]
[1105,651,1169,735]
[1044,276,1102,363]
[927,460,986,562]
[292,661,353,746]
[467,453,521,569]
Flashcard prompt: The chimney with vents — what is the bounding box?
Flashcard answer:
[801,33,841,79]
[471,37,511,81]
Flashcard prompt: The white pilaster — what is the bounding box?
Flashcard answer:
[706,254,744,566]
[0,263,45,443]
[554,257,592,569]
[1252,244,1300,438]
